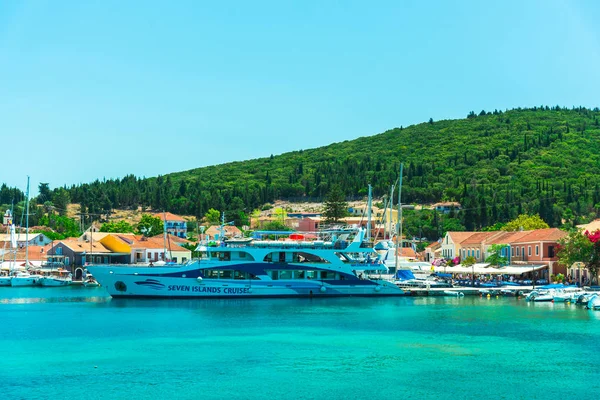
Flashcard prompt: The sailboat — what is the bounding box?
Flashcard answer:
[0,213,17,286]
[10,177,41,287]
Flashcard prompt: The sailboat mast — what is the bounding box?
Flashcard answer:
[25,176,30,269]
[395,163,403,268]
[366,184,372,242]
[163,211,168,261]
[388,185,394,240]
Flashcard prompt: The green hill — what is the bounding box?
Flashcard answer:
[28,106,600,233]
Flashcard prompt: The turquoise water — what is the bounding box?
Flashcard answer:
[1,287,600,400]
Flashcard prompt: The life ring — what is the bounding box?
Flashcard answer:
[374,286,381,292]
[320,286,326,293]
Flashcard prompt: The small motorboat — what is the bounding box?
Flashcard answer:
[83,275,100,287]
[526,290,555,302]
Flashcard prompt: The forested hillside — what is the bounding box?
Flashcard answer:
[3,106,600,234]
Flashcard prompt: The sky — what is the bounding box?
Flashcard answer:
[1,0,600,194]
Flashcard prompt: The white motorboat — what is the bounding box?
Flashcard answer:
[526,289,556,302]
[82,275,100,287]
[586,294,600,310]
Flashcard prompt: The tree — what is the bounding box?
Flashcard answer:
[485,244,508,266]
[557,229,598,284]
[461,255,477,285]
[137,214,164,237]
[502,214,549,232]
[100,220,136,233]
[322,185,348,223]
[204,208,221,225]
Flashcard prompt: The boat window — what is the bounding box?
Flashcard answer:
[279,270,293,279]
[204,269,220,279]
[293,271,305,279]
[306,271,316,280]
[221,270,233,279]
[234,270,250,279]
[320,271,336,280]
[269,270,279,280]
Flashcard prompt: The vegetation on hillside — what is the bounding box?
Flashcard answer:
[3,106,600,239]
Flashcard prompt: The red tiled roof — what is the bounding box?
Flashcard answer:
[130,235,189,251]
[486,231,530,245]
[153,212,186,222]
[446,232,476,244]
[425,242,441,250]
[397,247,418,258]
[510,228,567,243]
[461,232,501,245]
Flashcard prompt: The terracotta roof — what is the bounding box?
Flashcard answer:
[154,212,186,222]
[205,225,242,236]
[510,228,567,243]
[461,232,502,245]
[425,242,441,250]
[130,235,189,251]
[58,239,113,253]
[446,232,476,244]
[3,244,53,261]
[486,231,530,245]
[397,247,418,258]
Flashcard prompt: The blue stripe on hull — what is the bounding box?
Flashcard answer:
[110,293,409,299]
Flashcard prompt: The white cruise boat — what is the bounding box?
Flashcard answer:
[88,227,405,299]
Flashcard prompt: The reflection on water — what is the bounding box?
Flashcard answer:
[0,296,111,304]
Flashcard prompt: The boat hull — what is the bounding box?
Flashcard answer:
[0,277,12,286]
[10,277,39,286]
[39,277,72,287]
[88,266,405,298]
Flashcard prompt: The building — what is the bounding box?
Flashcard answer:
[431,202,461,214]
[205,225,242,241]
[154,212,188,238]
[0,232,53,247]
[423,241,441,263]
[507,228,567,276]
[440,232,474,259]
[459,232,504,262]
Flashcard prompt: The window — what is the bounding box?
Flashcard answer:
[528,246,532,256]
[511,248,515,257]
[548,246,555,258]
[521,247,525,258]
[172,257,178,263]
[65,257,69,265]
[516,247,520,256]
[462,250,466,258]
[56,247,63,255]
[535,246,539,256]
[476,250,480,259]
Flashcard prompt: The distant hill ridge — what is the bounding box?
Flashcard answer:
[40,106,600,229]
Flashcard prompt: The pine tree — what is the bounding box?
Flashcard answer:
[322,185,348,223]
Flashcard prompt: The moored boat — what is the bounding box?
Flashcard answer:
[39,270,72,287]
[10,271,41,286]
[88,227,405,299]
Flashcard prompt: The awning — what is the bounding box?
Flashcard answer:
[432,263,547,275]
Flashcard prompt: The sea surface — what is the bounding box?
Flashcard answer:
[1,287,599,400]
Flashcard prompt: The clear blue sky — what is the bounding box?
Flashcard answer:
[1,0,599,194]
